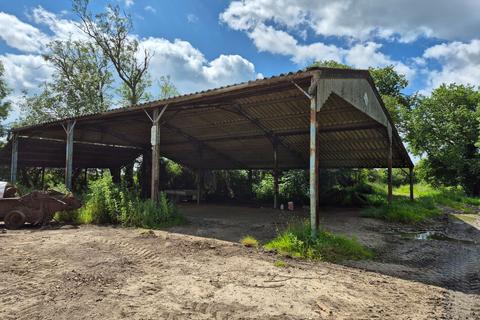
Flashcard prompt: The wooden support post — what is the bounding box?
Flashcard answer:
[309,73,320,237]
[387,125,393,204]
[151,109,161,202]
[10,133,18,183]
[409,167,414,201]
[273,139,279,209]
[64,121,76,191]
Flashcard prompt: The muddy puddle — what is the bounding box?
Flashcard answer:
[398,230,476,244]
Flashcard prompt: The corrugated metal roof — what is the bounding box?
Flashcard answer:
[4,67,413,170]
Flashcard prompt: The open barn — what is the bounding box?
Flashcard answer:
[0,67,413,234]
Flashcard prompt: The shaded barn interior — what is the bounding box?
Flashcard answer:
[0,67,413,234]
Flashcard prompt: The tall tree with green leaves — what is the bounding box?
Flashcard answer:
[405,84,480,195]
[20,40,112,124]
[73,0,152,106]
[0,61,11,137]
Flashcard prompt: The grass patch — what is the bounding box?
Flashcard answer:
[265,221,373,262]
[240,235,259,248]
[273,260,289,268]
[362,183,479,224]
[362,197,440,224]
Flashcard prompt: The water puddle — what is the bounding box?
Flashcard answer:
[399,231,475,244]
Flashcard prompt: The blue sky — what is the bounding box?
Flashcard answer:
[1,0,480,123]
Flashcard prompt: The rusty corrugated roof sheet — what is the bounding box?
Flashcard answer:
[4,67,413,169]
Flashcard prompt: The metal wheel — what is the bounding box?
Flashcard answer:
[4,209,26,229]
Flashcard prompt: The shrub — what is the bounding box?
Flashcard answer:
[76,173,185,228]
[265,221,373,262]
[240,235,259,248]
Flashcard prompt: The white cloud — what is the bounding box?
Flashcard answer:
[187,14,198,24]
[0,12,49,52]
[144,6,156,14]
[139,38,258,93]
[124,0,134,8]
[31,6,85,41]
[0,54,54,92]
[344,42,415,80]
[422,39,480,90]
[221,0,480,43]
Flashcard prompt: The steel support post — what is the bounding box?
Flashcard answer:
[65,121,76,191]
[273,139,279,209]
[409,166,414,201]
[309,73,320,237]
[10,133,18,183]
[151,109,161,202]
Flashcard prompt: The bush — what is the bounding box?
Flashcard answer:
[76,173,185,228]
[265,221,373,262]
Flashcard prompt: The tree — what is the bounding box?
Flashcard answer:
[158,75,179,99]
[405,84,480,195]
[368,66,412,133]
[73,0,152,106]
[20,40,112,124]
[0,61,11,137]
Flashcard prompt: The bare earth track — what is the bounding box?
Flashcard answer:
[0,205,479,319]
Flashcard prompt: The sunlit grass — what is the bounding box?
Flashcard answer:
[265,221,373,262]
[362,183,479,224]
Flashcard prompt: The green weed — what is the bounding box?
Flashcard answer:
[240,235,259,248]
[265,221,373,262]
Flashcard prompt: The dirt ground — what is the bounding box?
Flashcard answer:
[1,204,479,319]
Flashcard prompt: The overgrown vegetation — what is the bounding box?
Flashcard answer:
[59,173,184,229]
[265,221,373,262]
[362,183,479,224]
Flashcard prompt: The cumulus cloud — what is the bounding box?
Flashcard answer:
[31,6,85,41]
[139,38,258,93]
[0,12,49,52]
[221,0,480,42]
[422,39,480,91]
[0,54,54,92]
[124,0,134,8]
[0,6,258,104]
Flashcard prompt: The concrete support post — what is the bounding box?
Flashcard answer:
[387,125,393,204]
[409,167,414,201]
[273,139,279,209]
[65,121,76,191]
[10,133,18,184]
[309,73,320,237]
[151,109,161,202]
